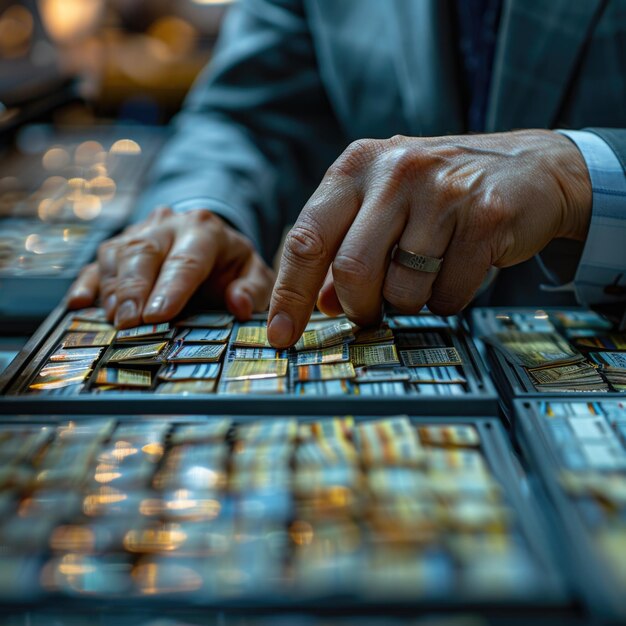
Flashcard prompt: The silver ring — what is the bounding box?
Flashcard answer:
[392,246,443,273]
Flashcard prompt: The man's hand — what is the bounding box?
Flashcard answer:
[268,130,592,347]
[68,207,275,328]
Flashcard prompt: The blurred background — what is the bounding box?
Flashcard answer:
[0,0,233,125]
[0,0,234,354]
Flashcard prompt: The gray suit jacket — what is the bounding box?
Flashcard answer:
[138,0,626,305]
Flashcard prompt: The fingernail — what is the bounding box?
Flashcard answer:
[145,295,167,316]
[70,286,89,297]
[115,300,138,326]
[104,294,117,317]
[268,312,294,347]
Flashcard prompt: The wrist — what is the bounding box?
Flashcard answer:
[549,130,593,241]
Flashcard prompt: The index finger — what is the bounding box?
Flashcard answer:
[268,171,360,348]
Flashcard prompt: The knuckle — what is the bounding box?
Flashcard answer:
[469,192,509,240]
[283,223,327,265]
[98,238,117,257]
[329,138,380,177]
[346,138,379,157]
[427,289,464,317]
[163,253,205,276]
[332,253,379,288]
[118,237,161,260]
[383,280,427,314]
[271,283,310,310]
[383,145,420,182]
[115,277,152,299]
[187,208,217,225]
[389,134,408,144]
[152,205,172,220]
[100,276,117,296]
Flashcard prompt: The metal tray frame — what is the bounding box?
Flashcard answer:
[469,307,624,423]
[0,414,572,620]
[0,304,499,416]
[514,399,626,623]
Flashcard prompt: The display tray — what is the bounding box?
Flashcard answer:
[470,307,625,420]
[0,304,498,416]
[0,414,571,617]
[514,399,626,623]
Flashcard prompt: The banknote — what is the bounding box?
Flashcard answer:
[590,351,626,370]
[295,439,358,467]
[394,331,448,349]
[294,343,350,365]
[590,351,626,388]
[116,323,171,341]
[67,320,114,332]
[407,366,466,384]
[107,341,168,363]
[354,366,411,383]
[220,377,287,395]
[71,308,108,322]
[232,325,271,348]
[355,417,425,466]
[157,380,217,395]
[552,310,612,330]
[158,362,221,381]
[413,383,466,396]
[39,360,95,378]
[29,369,91,390]
[353,326,394,345]
[174,312,234,328]
[400,347,462,367]
[529,362,602,385]
[294,321,355,351]
[229,347,288,360]
[48,346,103,362]
[487,331,583,368]
[574,333,626,351]
[167,343,226,363]
[294,379,353,396]
[355,381,407,396]
[297,362,355,381]
[62,330,116,348]
[222,359,288,381]
[350,343,400,367]
[176,327,232,343]
[388,314,449,329]
[417,425,480,447]
[94,368,152,388]
[170,419,232,444]
[298,417,354,442]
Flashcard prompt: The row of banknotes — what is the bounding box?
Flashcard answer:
[25,307,472,397]
[0,416,544,600]
[484,310,625,393]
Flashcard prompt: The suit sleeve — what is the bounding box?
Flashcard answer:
[133,0,346,260]
[557,129,626,308]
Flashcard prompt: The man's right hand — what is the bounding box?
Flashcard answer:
[67,207,275,328]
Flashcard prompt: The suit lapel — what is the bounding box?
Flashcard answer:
[387,0,464,136]
[487,0,603,131]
